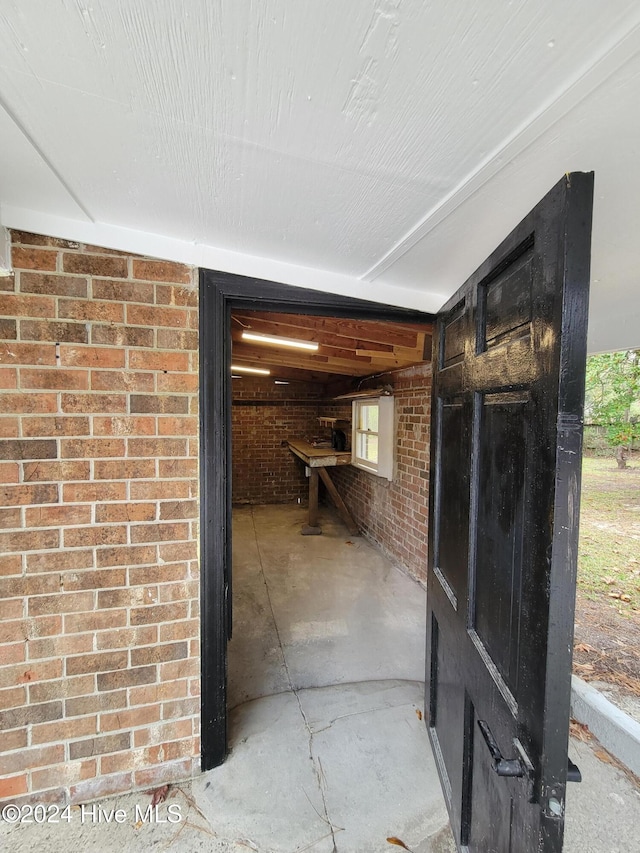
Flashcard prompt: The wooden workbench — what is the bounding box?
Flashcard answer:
[287,439,358,536]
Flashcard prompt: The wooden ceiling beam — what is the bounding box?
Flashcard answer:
[232,344,367,376]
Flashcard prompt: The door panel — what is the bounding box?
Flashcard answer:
[426,173,594,852]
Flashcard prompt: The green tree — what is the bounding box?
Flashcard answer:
[585,349,640,468]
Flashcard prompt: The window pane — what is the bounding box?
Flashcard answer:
[362,433,378,463]
[359,403,379,431]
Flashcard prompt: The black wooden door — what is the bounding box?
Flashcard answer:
[426,173,593,852]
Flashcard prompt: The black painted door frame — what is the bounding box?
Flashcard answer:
[198,269,436,770]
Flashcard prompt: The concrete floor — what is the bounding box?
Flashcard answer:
[2,503,639,852]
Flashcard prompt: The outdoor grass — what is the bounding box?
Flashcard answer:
[578,455,640,614]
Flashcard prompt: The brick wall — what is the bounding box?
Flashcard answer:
[0,231,200,805]
[332,363,432,583]
[232,377,330,505]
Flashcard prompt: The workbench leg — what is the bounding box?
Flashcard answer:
[302,468,322,535]
[317,468,359,535]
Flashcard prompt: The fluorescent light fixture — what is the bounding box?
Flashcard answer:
[274,380,289,385]
[241,331,318,351]
[231,364,270,375]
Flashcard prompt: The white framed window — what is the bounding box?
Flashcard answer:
[351,396,394,479]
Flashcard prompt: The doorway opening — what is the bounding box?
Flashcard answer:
[198,270,435,770]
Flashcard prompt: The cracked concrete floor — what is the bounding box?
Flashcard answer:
[192,505,453,853]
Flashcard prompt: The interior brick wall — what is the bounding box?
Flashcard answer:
[0,231,200,805]
[232,377,329,505]
[332,363,432,583]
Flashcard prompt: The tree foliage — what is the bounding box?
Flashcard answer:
[585,350,640,466]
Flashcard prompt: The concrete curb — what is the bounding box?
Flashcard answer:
[570,675,640,777]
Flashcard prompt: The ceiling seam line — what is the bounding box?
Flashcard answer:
[0,95,94,223]
[361,17,640,283]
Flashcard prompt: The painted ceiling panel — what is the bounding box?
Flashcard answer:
[0,1,639,349]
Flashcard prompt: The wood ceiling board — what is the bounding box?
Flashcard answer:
[231,345,368,376]
[231,315,399,353]
[234,312,423,348]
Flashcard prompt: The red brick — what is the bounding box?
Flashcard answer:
[90,370,154,392]
[61,567,126,591]
[155,284,197,307]
[130,602,188,625]
[0,554,22,576]
[65,610,127,634]
[0,528,59,552]
[11,247,57,271]
[62,254,128,278]
[66,651,128,676]
[28,591,94,616]
[29,674,95,704]
[96,544,156,568]
[27,633,94,660]
[69,772,131,804]
[0,318,17,338]
[20,272,87,297]
[130,642,188,667]
[91,324,154,347]
[159,500,198,520]
[0,507,21,528]
[32,759,96,790]
[92,279,154,303]
[130,522,189,544]
[22,416,90,437]
[157,373,199,393]
[21,368,89,390]
[0,774,28,799]
[63,525,127,548]
[0,573,60,599]
[23,461,88,482]
[129,680,187,707]
[95,502,156,523]
[1,343,56,369]
[157,416,197,436]
[130,394,189,414]
[156,329,198,350]
[132,757,193,790]
[0,686,26,711]
[65,690,127,716]
[159,541,197,562]
[94,459,155,479]
[25,504,91,527]
[61,438,125,458]
[0,393,57,413]
[58,297,124,323]
[100,705,161,733]
[97,666,156,692]
[159,619,199,642]
[0,700,62,731]
[69,731,130,759]
[130,480,191,500]
[159,458,197,478]
[128,350,189,372]
[0,438,57,460]
[127,438,186,457]
[61,393,126,413]
[27,549,94,574]
[132,259,191,284]
[12,231,77,248]
[0,461,20,482]
[20,319,88,343]
[127,304,188,329]
[0,367,17,389]
[63,481,126,502]
[95,625,157,650]
[60,345,125,368]
[0,418,20,438]
[0,660,63,690]
[92,416,156,436]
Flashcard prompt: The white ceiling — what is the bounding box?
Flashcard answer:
[1,1,640,353]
